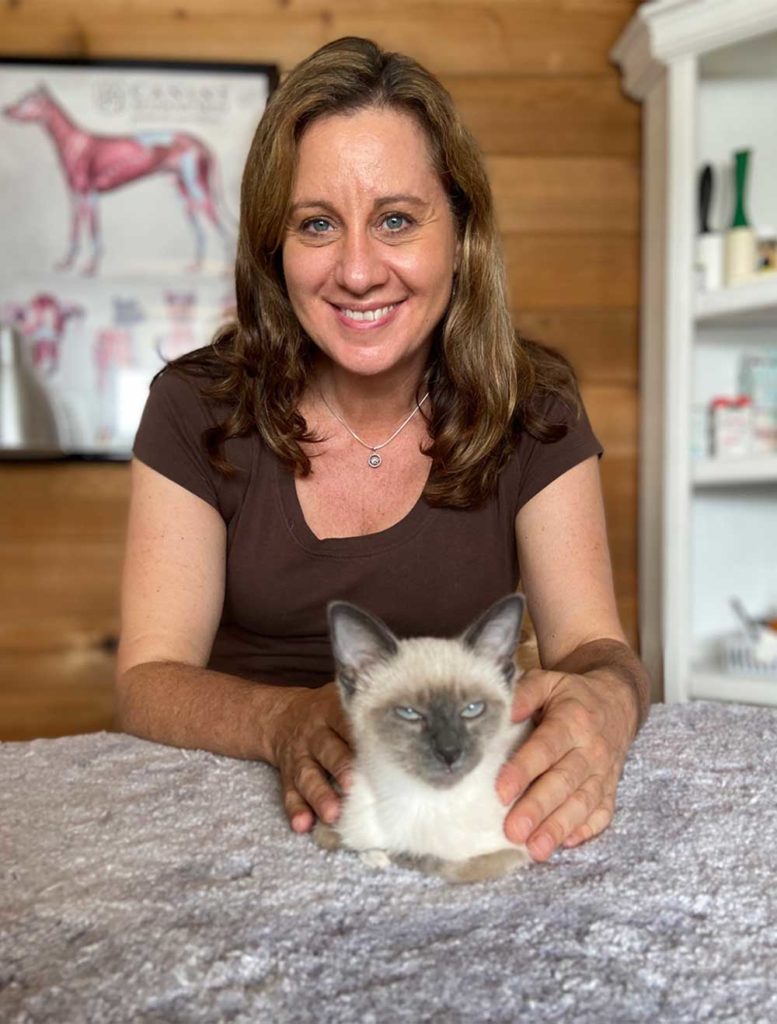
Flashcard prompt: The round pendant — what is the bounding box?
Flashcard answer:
[368,452,382,468]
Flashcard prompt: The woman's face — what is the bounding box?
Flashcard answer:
[282,105,460,382]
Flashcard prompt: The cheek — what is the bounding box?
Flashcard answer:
[392,247,456,301]
[282,244,330,303]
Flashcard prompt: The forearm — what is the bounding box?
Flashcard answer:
[549,638,651,737]
[115,660,302,764]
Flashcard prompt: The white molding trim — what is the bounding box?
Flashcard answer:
[611,0,777,100]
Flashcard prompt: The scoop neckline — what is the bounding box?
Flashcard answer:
[275,457,433,557]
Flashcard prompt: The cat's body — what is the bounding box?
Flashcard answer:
[316,596,534,882]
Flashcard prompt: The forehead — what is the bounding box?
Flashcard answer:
[291,106,444,200]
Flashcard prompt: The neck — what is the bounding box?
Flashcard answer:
[313,356,430,433]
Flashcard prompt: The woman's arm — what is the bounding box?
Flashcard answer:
[116,458,352,831]
[496,454,651,860]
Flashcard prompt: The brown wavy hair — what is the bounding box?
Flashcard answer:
[167,36,581,508]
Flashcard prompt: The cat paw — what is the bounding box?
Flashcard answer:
[359,848,392,870]
[312,821,342,852]
[440,847,531,884]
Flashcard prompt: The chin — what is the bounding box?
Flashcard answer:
[320,336,429,378]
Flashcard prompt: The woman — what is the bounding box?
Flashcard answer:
[116,37,650,863]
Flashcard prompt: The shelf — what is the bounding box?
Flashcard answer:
[689,669,777,707]
[695,275,777,326]
[692,455,777,486]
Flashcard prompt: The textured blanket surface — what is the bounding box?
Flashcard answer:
[2,701,776,1024]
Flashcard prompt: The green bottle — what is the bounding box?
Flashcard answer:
[732,149,751,229]
[725,148,756,283]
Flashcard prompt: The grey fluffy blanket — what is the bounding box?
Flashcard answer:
[2,701,776,1024]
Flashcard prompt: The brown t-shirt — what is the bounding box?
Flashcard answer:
[133,368,603,687]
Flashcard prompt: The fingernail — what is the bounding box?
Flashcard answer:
[340,770,353,792]
[510,816,534,844]
[530,834,554,860]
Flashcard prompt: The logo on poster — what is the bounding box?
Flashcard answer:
[93,79,230,121]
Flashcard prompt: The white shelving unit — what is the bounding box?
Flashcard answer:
[695,275,777,324]
[612,0,777,706]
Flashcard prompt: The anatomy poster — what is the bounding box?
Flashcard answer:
[0,57,277,456]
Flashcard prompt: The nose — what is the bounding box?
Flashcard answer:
[430,725,464,768]
[434,743,463,768]
[333,229,390,295]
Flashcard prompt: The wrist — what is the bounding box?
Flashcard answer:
[552,638,650,739]
[255,685,300,767]
[584,666,642,740]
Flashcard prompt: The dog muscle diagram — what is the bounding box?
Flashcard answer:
[3,84,235,275]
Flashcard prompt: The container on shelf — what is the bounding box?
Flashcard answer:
[740,351,777,453]
[722,630,777,677]
[709,395,751,456]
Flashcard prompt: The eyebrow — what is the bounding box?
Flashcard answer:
[289,194,431,215]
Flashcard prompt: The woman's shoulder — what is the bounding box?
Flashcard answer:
[504,385,603,516]
[133,356,259,516]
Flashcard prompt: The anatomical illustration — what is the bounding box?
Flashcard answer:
[3,83,235,276]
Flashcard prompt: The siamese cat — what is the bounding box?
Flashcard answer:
[314,594,533,883]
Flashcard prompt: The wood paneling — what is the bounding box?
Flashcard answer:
[450,78,640,157]
[488,157,639,234]
[0,464,129,740]
[504,234,639,309]
[513,309,637,386]
[1,4,636,75]
[0,0,644,738]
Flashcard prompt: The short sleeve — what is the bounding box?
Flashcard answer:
[512,392,603,515]
[133,369,221,509]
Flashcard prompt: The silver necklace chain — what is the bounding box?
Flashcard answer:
[318,387,430,468]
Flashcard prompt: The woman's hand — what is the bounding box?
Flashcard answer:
[269,682,354,834]
[495,666,640,861]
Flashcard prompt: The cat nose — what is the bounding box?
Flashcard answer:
[433,742,463,768]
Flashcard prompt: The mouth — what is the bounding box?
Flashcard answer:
[329,301,404,329]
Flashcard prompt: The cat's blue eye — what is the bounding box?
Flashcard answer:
[394,706,423,722]
[460,701,485,719]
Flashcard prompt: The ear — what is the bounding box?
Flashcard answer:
[461,594,525,686]
[327,601,399,702]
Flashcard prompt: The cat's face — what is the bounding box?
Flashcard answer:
[362,652,512,788]
[328,596,524,789]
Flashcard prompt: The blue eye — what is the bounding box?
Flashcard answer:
[302,217,332,234]
[395,706,423,722]
[383,213,411,232]
[460,701,485,719]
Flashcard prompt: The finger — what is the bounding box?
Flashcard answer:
[313,729,354,791]
[510,668,564,721]
[502,747,594,844]
[563,796,615,848]
[523,777,604,861]
[282,786,314,834]
[496,710,579,805]
[294,755,342,825]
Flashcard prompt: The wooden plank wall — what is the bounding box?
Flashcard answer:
[0,0,646,741]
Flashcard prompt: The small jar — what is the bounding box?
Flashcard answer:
[709,396,751,458]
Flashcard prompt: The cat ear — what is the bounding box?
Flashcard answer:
[327,602,399,701]
[461,594,525,686]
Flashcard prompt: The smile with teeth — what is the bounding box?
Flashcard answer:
[338,303,398,322]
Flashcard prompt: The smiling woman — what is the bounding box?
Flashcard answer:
[282,107,460,392]
[115,36,650,864]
